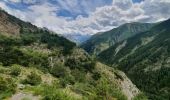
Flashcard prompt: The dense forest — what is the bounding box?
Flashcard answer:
[98,19,170,100]
[81,22,154,55]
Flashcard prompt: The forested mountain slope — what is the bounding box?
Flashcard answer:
[98,19,170,100]
[0,9,140,100]
[81,22,154,55]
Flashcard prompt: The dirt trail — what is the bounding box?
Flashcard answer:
[11,92,40,100]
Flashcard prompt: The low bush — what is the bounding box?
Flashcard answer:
[26,83,77,100]
[10,64,21,76]
[0,76,16,99]
[23,72,41,85]
[133,93,148,100]
[92,72,101,80]
[95,77,127,100]
[71,69,86,82]
[50,64,68,78]
[59,75,75,88]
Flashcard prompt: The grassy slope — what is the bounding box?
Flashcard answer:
[0,60,138,100]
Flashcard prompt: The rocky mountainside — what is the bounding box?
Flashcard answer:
[0,9,38,36]
[0,9,140,100]
[98,19,170,100]
[81,22,154,55]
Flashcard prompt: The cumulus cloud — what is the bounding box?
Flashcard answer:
[8,0,21,3]
[0,0,170,35]
[5,0,39,4]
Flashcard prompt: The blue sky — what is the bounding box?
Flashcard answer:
[133,0,143,3]
[0,0,170,35]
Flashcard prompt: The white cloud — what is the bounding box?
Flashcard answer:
[0,0,170,36]
[7,0,21,3]
[4,0,42,4]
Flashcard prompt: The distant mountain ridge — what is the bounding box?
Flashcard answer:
[62,33,91,44]
[81,22,154,55]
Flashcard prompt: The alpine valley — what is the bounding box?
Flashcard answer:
[0,3,170,100]
[0,8,140,100]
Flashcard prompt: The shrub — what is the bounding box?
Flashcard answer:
[27,84,77,100]
[0,77,16,92]
[59,75,75,88]
[23,72,41,85]
[71,83,97,99]
[0,76,16,99]
[0,66,8,74]
[65,58,96,72]
[50,64,68,78]
[82,61,96,72]
[71,69,86,82]
[92,72,101,80]
[65,58,78,69]
[95,77,127,100]
[10,64,21,76]
[133,93,148,100]
[21,33,37,45]
[42,90,74,100]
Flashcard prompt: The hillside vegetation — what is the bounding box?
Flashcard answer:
[0,9,140,100]
[98,19,170,100]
